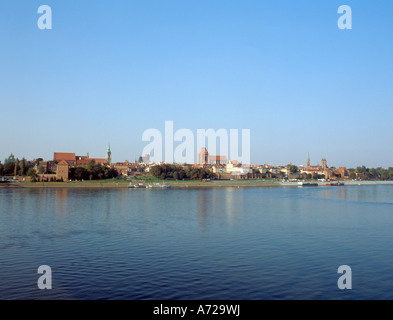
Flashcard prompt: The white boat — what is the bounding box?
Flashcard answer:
[128,183,147,188]
[148,183,171,189]
[298,182,318,187]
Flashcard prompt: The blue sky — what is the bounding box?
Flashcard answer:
[1,0,392,168]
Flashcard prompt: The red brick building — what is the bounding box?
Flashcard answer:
[56,160,69,181]
[54,153,76,166]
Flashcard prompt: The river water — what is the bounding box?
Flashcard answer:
[1,185,393,300]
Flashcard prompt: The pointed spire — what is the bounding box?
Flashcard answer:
[307,152,311,167]
[106,144,112,165]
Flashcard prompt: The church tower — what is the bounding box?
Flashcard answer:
[198,147,209,165]
[106,144,112,165]
[322,158,327,170]
[307,153,311,168]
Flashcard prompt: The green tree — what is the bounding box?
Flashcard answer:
[4,162,15,175]
[27,168,37,179]
[357,166,368,174]
[75,167,89,180]
[150,165,162,178]
[33,158,43,167]
[369,168,379,179]
[18,158,29,176]
[289,165,299,174]
[38,165,45,174]
[178,170,185,180]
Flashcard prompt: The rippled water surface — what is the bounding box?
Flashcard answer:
[1,186,393,300]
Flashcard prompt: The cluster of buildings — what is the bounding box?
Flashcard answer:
[196,149,349,181]
[2,145,352,181]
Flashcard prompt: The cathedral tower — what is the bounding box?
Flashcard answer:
[307,153,311,168]
[106,144,112,165]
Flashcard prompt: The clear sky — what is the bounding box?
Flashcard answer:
[1,0,392,168]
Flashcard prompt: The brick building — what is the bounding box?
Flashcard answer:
[56,160,69,181]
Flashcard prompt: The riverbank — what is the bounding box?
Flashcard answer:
[2,180,393,189]
[279,181,393,187]
[1,180,280,189]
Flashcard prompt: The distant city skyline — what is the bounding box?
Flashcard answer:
[1,146,390,170]
[1,1,393,168]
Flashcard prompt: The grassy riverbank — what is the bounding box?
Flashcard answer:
[2,179,393,189]
[1,179,280,189]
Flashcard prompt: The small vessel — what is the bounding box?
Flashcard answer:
[326,182,345,187]
[298,182,318,187]
[128,183,147,188]
[129,182,170,189]
[148,183,171,189]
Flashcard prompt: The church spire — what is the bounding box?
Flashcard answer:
[106,144,112,165]
[307,152,311,168]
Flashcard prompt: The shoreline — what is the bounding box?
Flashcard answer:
[1,180,393,189]
[1,181,280,189]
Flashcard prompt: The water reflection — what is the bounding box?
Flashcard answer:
[55,188,69,215]
[197,190,209,230]
[2,186,393,299]
[196,188,241,230]
[224,188,239,226]
[318,186,393,204]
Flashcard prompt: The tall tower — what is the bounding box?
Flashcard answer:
[322,158,327,170]
[198,148,209,165]
[106,144,112,165]
[307,153,311,168]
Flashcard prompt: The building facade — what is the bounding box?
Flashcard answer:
[56,160,69,181]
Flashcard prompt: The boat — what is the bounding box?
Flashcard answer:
[148,183,171,189]
[128,183,147,188]
[298,182,318,187]
[326,182,345,187]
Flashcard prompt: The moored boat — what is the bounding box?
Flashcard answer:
[326,182,345,186]
[128,183,147,188]
[298,182,318,187]
[148,183,171,189]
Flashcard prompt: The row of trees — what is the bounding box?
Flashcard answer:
[150,164,213,180]
[0,159,36,177]
[0,159,119,181]
[348,166,393,180]
[69,161,118,181]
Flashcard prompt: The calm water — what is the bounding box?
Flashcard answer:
[1,185,393,300]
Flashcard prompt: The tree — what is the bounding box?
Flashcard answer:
[357,166,368,174]
[349,172,357,180]
[150,165,162,178]
[178,170,185,180]
[4,162,15,175]
[18,158,29,176]
[369,168,380,179]
[159,172,166,180]
[33,158,43,167]
[27,168,37,179]
[289,165,299,174]
[38,165,45,174]
[75,167,88,180]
